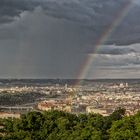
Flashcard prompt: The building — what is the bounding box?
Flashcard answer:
[37,100,71,113]
[86,106,108,116]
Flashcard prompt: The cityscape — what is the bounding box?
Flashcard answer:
[1,0,140,139]
[0,79,140,118]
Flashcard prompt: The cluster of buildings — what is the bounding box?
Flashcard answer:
[37,82,140,116]
[1,82,140,118]
[0,84,76,97]
[37,99,71,112]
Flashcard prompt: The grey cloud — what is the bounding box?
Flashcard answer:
[85,51,140,79]
[1,0,140,78]
[88,44,140,70]
[95,53,140,67]
[1,0,140,45]
[0,0,39,23]
[89,67,140,79]
[0,0,135,26]
[0,7,89,78]
[97,46,136,55]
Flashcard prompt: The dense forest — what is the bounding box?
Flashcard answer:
[0,108,140,140]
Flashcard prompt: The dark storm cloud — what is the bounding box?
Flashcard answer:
[0,7,90,78]
[1,0,140,45]
[1,0,140,78]
[0,0,42,23]
[0,0,128,25]
[97,46,136,55]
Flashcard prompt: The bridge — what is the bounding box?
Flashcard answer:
[0,106,34,112]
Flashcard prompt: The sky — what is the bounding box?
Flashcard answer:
[1,0,140,79]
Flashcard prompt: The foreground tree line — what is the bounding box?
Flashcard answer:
[0,108,140,140]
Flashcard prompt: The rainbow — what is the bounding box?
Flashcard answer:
[76,0,133,83]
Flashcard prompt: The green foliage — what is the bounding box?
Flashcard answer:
[108,111,140,140]
[1,108,140,140]
[109,107,125,121]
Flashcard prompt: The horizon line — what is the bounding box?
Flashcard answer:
[0,78,140,80]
